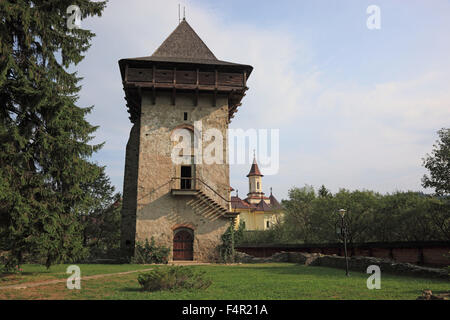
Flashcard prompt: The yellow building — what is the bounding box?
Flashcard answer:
[231,157,283,230]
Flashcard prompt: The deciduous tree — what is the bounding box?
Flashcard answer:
[422,128,450,196]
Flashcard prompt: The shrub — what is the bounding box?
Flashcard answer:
[137,266,212,291]
[131,238,170,264]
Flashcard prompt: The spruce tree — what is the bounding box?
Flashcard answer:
[0,1,107,268]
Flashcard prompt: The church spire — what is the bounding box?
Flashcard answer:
[246,154,263,177]
[247,155,264,199]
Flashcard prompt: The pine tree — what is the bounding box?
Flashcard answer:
[0,1,107,268]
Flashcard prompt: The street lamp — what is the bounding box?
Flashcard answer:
[338,209,350,276]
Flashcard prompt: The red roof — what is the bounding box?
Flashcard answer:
[269,194,282,210]
[231,195,281,212]
[246,158,263,177]
[231,196,253,209]
[255,199,272,211]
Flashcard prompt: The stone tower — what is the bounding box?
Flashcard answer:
[118,19,252,261]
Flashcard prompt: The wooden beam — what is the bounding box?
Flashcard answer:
[195,68,199,106]
[152,65,155,84]
[152,86,156,105]
[126,81,243,92]
[214,69,218,88]
[214,69,218,107]
[172,67,176,105]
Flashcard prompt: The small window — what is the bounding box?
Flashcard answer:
[257,182,260,190]
[184,112,188,121]
[266,221,270,228]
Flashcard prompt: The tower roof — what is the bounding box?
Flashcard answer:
[246,157,263,177]
[119,19,253,72]
[118,19,253,124]
[152,19,217,61]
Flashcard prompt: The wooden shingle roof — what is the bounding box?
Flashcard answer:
[119,19,253,72]
[152,19,217,61]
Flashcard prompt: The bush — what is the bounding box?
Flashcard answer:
[137,266,212,291]
[131,238,170,264]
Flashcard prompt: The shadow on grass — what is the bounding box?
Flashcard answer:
[234,264,449,282]
[120,287,143,293]
[235,264,350,277]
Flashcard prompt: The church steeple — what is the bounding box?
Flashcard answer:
[246,156,263,178]
[247,155,264,202]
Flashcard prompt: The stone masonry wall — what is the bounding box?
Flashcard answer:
[236,243,450,267]
[126,91,231,262]
[120,123,140,256]
[235,251,449,280]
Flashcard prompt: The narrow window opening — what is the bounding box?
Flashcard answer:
[180,165,192,190]
[184,112,188,121]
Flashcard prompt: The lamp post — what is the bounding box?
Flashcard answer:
[338,209,350,276]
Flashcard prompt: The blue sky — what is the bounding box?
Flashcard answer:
[76,0,450,200]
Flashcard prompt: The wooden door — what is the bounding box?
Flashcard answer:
[173,230,193,260]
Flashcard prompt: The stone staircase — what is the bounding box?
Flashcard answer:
[171,177,235,219]
[187,189,229,219]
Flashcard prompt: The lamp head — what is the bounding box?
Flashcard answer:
[338,209,346,217]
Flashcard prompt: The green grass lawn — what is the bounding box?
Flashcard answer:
[0,263,448,300]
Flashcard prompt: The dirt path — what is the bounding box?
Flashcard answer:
[0,261,212,290]
[0,268,154,290]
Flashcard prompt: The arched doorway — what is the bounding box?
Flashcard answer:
[173,228,194,260]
